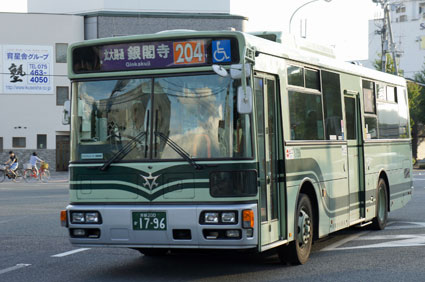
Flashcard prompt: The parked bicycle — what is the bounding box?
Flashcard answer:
[0,164,23,183]
[23,161,51,183]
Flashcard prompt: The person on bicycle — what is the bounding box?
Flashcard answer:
[5,151,18,178]
[29,152,44,176]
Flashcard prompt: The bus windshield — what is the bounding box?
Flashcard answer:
[72,74,252,162]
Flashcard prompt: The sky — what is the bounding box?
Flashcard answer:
[0,0,382,61]
[231,0,383,61]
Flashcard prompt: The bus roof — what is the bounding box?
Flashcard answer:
[69,29,406,87]
[243,31,406,87]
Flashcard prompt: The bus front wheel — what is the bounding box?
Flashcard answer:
[371,178,388,230]
[278,193,313,265]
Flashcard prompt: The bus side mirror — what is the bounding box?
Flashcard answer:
[62,100,71,125]
[230,64,251,79]
[237,86,253,114]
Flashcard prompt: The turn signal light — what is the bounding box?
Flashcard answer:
[242,209,254,229]
[60,210,67,227]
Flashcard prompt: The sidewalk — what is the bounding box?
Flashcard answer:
[48,171,69,183]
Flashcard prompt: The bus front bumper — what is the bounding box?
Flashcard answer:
[65,203,258,249]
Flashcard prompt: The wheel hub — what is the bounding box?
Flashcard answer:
[297,209,311,246]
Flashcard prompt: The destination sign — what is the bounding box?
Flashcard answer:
[72,38,238,73]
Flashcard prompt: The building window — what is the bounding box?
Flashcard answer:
[420,2,425,14]
[56,43,68,63]
[398,15,407,22]
[12,137,26,148]
[0,137,3,152]
[56,86,69,106]
[37,135,47,149]
[396,5,406,13]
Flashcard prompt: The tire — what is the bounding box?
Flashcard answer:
[0,170,5,183]
[13,169,23,183]
[371,178,388,230]
[40,170,51,183]
[136,248,169,257]
[24,169,37,183]
[278,193,313,265]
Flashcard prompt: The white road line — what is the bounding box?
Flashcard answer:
[321,231,370,252]
[0,264,31,275]
[51,248,91,258]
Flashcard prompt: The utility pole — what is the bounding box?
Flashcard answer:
[373,0,399,75]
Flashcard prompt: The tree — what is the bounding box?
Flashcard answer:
[373,53,403,76]
[407,81,423,160]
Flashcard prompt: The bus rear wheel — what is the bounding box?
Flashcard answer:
[278,193,313,265]
[371,178,388,230]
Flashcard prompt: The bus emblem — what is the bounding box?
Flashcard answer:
[141,173,160,191]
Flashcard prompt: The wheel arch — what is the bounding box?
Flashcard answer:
[297,178,319,241]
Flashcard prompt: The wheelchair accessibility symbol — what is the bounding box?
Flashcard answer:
[212,40,231,63]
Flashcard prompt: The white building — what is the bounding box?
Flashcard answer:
[0,13,84,170]
[363,0,425,78]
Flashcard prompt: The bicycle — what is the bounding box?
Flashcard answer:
[23,161,51,183]
[0,164,23,183]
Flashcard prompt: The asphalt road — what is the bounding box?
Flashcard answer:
[0,172,424,282]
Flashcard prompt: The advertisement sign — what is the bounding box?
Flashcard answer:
[2,45,53,94]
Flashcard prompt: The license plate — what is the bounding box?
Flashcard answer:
[132,212,167,231]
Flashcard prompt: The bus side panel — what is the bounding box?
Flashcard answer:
[363,142,412,220]
[285,144,348,238]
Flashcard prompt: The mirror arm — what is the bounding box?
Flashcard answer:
[242,49,247,99]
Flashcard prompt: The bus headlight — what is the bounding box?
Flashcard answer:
[85,212,100,223]
[71,212,85,223]
[205,212,219,223]
[70,211,102,224]
[221,212,236,223]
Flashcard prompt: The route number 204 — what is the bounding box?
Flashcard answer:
[173,41,205,65]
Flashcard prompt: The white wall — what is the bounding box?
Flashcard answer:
[363,0,425,78]
[0,13,84,150]
[27,0,230,14]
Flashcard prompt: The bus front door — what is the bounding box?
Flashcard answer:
[344,94,365,223]
[254,76,282,249]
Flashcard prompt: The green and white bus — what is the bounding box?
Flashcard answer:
[61,30,413,264]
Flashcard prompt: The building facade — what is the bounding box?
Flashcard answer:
[0,13,84,170]
[26,0,247,40]
[363,0,425,78]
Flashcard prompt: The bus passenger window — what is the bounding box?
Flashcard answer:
[322,71,343,140]
[305,69,320,91]
[287,66,304,87]
[364,116,378,139]
[289,91,324,140]
[363,80,376,114]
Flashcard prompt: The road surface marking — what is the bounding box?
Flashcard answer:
[321,231,370,251]
[386,221,425,230]
[0,264,31,275]
[322,222,425,251]
[51,248,91,257]
[335,234,425,250]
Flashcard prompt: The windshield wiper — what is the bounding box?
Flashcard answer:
[100,131,147,171]
[155,131,203,170]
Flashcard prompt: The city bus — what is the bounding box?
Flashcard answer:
[61,30,413,264]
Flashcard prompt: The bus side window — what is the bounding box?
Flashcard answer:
[362,80,378,139]
[322,71,343,140]
[288,91,324,140]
